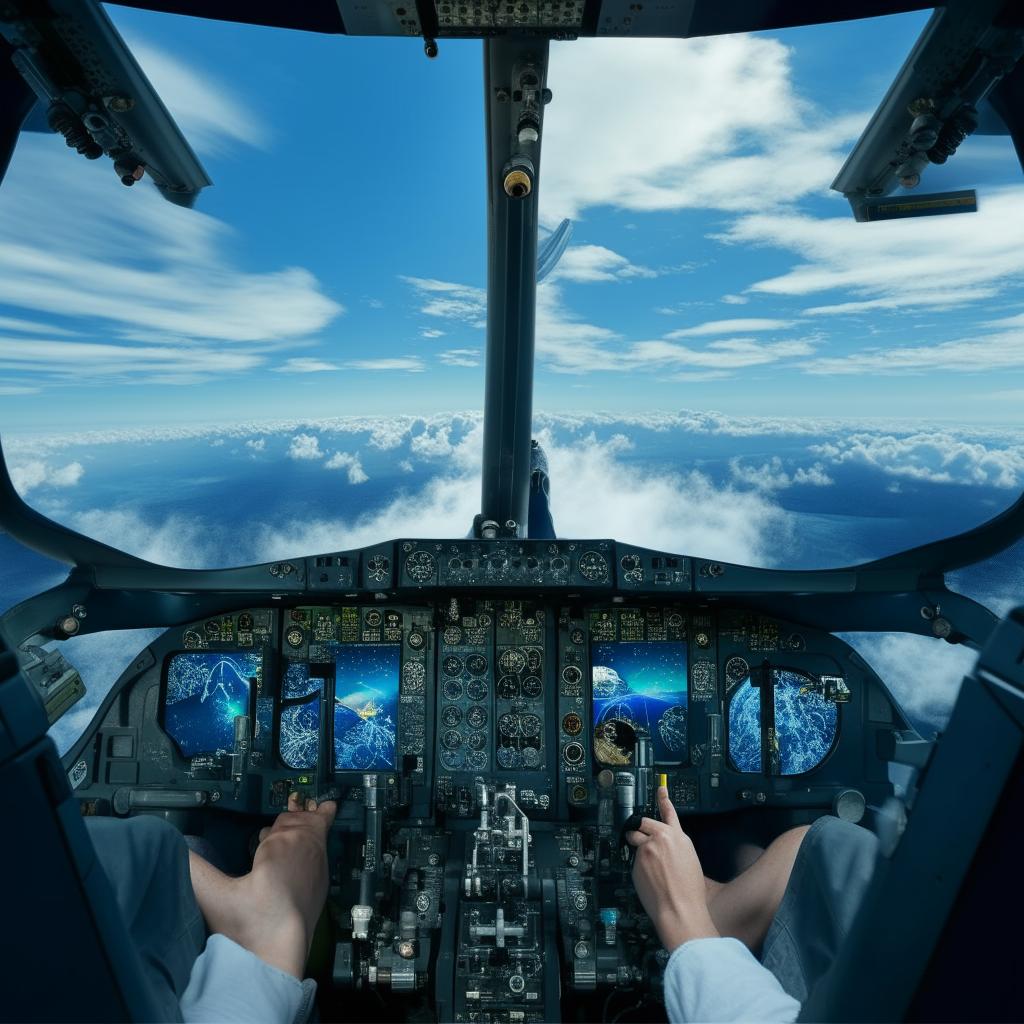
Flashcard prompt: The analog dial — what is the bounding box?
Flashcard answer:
[405,549,436,583]
[578,550,609,582]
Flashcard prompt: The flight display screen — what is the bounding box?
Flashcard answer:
[591,641,688,764]
[333,643,401,771]
[164,651,259,756]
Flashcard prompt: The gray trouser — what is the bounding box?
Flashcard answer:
[761,814,880,1002]
[85,815,206,1023]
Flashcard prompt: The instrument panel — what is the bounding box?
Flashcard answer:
[66,593,904,1021]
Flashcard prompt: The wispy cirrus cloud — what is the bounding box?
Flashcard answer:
[552,244,657,283]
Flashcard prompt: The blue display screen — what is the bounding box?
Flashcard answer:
[279,698,321,770]
[164,652,259,757]
[333,644,400,771]
[592,641,688,764]
[727,670,839,775]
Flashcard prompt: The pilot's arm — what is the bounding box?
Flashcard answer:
[626,788,800,1024]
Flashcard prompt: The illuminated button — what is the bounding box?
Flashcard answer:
[285,626,304,648]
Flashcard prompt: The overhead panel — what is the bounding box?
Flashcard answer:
[434,1,585,34]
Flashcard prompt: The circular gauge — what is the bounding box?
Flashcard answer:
[442,706,463,728]
[620,554,641,572]
[499,649,527,675]
[786,633,806,652]
[443,655,463,677]
[403,661,425,685]
[468,730,487,751]
[563,742,585,766]
[522,747,541,768]
[448,557,462,572]
[562,713,583,736]
[406,550,436,583]
[521,714,541,738]
[443,626,462,645]
[205,619,220,636]
[725,656,750,683]
[570,629,585,646]
[442,730,463,750]
[691,661,714,688]
[561,665,583,686]
[440,749,464,771]
[443,679,464,701]
[658,706,688,757]
[497,746,519,769]
[694,632,711,648]
[183,629,202,648]
[408,631,425,650]
[467,749,487,771]
[578,550,609,582]
[551,556,567,572]
[478,612,492,627]
[285,626,304,648]
[593,718,637,766]
[667,612,684,628]
[365,609,383,627]
[366,554,390,584]
[466,705,488,730]
[238,613,254,631]
[525,648,542,673]
[467,678,488,701]
[521,676,542,699]
[497,675,520,700]
[404,736,424,755]
[466,654,488,676]
[499,713,521,738]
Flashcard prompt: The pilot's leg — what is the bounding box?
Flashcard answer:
[703,824,811,955]
[759,816,878,1002]
[85,814,207,1022]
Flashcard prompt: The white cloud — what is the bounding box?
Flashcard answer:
[720,187,1024,316]
[245,438,266,452]
[0,384,39,395]
[345,358,425,373]
[72,508,222,567]
[287,434,324,461]
[842,632,978,733]
[402,276,486,326]
[275,358,340,373]
[810,432,1024,487]
[729,456,833,490]
[0,87,340,390]
[421,328,446,338]
[324,450,369,484]
[252,425,792,569]
[126,39,269,156]
[439,349,481,367]
[411,425,456,458]
[398,459,414,473]
[721,294,749,305]
[541,36,862,225]
[9,460,84,495]
[553,245,657,283]
[666,318,795,338]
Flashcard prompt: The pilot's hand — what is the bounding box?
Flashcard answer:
[626,786,719,952]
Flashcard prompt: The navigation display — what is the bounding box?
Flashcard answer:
[164,651,259,756]
[592,641,688,764]
[333,643,401,770]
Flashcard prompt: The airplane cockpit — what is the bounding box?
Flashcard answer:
[1,1,1024,1021]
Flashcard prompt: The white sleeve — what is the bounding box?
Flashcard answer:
[180,934,315,1024]
[663,937,801,1024]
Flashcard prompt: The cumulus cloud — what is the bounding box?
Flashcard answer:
[810,433,1024,488]
[324,450,369,484]
[245,438,266,452]
[72,508,223,567]
[842,632,978,734]
[553,245,657,283]
[287,434,324,461]
[541,36,862,225]
[729,456,833,490]
[10,460,85,495]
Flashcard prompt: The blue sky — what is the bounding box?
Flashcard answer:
[1,8,1023,431]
